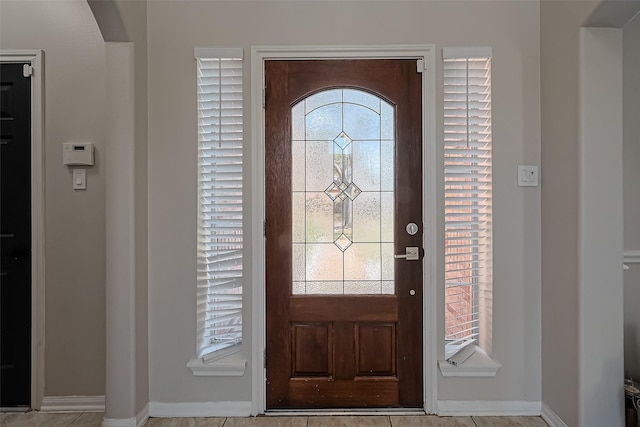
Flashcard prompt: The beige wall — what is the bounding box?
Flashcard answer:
[0,1,107,396]
[623,13,640,381]
[0,0,546,408]
[147,0,541,404]
[540,2,599,425]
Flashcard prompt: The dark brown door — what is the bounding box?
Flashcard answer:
[1,63,32,407]
[265,59,423,409]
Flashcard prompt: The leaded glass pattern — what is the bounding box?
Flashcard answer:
[292,89,395,295]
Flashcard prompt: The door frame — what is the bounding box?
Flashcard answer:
[250,45,437,415]
[0,50,45,410]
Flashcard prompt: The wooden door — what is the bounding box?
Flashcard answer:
[265,60,423,409]
[1,62,32,407]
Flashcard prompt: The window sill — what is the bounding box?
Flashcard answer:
[438,346,501,377]
[187,354,247,377]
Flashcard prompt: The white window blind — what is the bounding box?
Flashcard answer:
[443,48,492,360]
[196,49,243,360]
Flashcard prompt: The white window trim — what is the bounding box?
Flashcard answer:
[438,346,501,377]
[189,47,246,377]
[187,356,247,377]
[439,46,498,377]
[251,45,437,415]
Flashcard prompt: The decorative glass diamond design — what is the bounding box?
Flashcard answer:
[327,131,360,251]
[291,88,396,296]
[325,183,342,201]
[333,131,352,150]
[344,183,362,200]
[334,233,353,251]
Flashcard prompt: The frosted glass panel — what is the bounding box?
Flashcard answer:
[381,141,394,192]
[381,192,394,242]
[307,281,344,295]
[293,244,305,281]
[353,141,381,191]
[292,282,306,294]
[292,102,305,141]
[344,243,381,281]
[344,89,381,113]
[352,192,381,242]
[305,192,333,243]
[292,89,395,295]
[344,281,382,294]
[381,243,394,280]
[306,243,343,281]
[382,281,394,294]
[292,141,305,192]
[306,104,342,140]
[343,103,380,140]
[306,141,333,191]
[306,89,342,114]
[292,192,305,242]
[381,102,394,140]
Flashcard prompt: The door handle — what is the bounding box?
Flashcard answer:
[394,247,420,261]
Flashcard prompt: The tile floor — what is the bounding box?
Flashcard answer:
[0,412,549,427]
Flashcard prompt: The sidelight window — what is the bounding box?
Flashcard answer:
[195,48,244,360]
[443,48,493,362]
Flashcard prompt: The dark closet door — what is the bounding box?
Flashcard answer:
[1,62,32,407]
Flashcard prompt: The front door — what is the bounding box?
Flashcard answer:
[0,62,32,407]
[265,59,423,409]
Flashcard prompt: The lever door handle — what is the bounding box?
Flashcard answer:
[394,247,420,261]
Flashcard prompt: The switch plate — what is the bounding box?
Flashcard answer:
[73,168,86,190]
[517,165,539,187]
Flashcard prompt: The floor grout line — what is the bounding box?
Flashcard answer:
[67,411,84,426]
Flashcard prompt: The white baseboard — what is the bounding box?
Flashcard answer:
[41,395,105,412]
[136,403,149,427]
[437,400,541,416]
[149,401,252,417]
[541,402,568,427]
[101,402,149,427]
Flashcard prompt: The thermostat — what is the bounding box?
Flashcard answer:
[63,143,94,166]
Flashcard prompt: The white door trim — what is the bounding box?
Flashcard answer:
[0,49,45,410]
[250,45,437,415]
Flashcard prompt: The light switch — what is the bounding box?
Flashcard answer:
[73,168,86,190]
[517,165,539,187]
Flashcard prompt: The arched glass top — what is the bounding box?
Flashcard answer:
[291,88,395,295]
